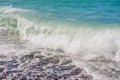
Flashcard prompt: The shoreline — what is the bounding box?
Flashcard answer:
[0,35,93,80]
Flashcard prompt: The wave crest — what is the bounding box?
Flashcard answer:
[0,7,120,63]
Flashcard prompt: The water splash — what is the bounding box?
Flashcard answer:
[0,6,120,80]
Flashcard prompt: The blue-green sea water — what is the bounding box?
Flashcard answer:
[0,0,120,25]
[0,1,120,80]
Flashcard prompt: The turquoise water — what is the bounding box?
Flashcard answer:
[0,1,120,80]
[0,0,120,25]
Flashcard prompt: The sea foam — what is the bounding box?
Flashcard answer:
[1,6,120,80]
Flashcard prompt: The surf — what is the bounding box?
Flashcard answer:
[0,6,120,80]
[0,6,120,61]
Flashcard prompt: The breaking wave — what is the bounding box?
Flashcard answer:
[1,6,120,80]
[0,6,120,61]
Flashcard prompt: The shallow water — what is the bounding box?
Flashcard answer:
[0,0,120,80]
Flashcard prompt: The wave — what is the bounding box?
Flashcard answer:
[1,6,120,80]
[0,6,120,62]
[0,6,28,14]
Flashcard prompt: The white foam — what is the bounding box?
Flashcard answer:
[28,28,120,61]
[1,8,120,80]
[1,7,120,62]
[0,6,28,14]
[14,16,120,62]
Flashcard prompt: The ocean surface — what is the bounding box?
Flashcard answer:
[0,0,120,80]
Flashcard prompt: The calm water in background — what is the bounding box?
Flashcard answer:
[0,0,120,24]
